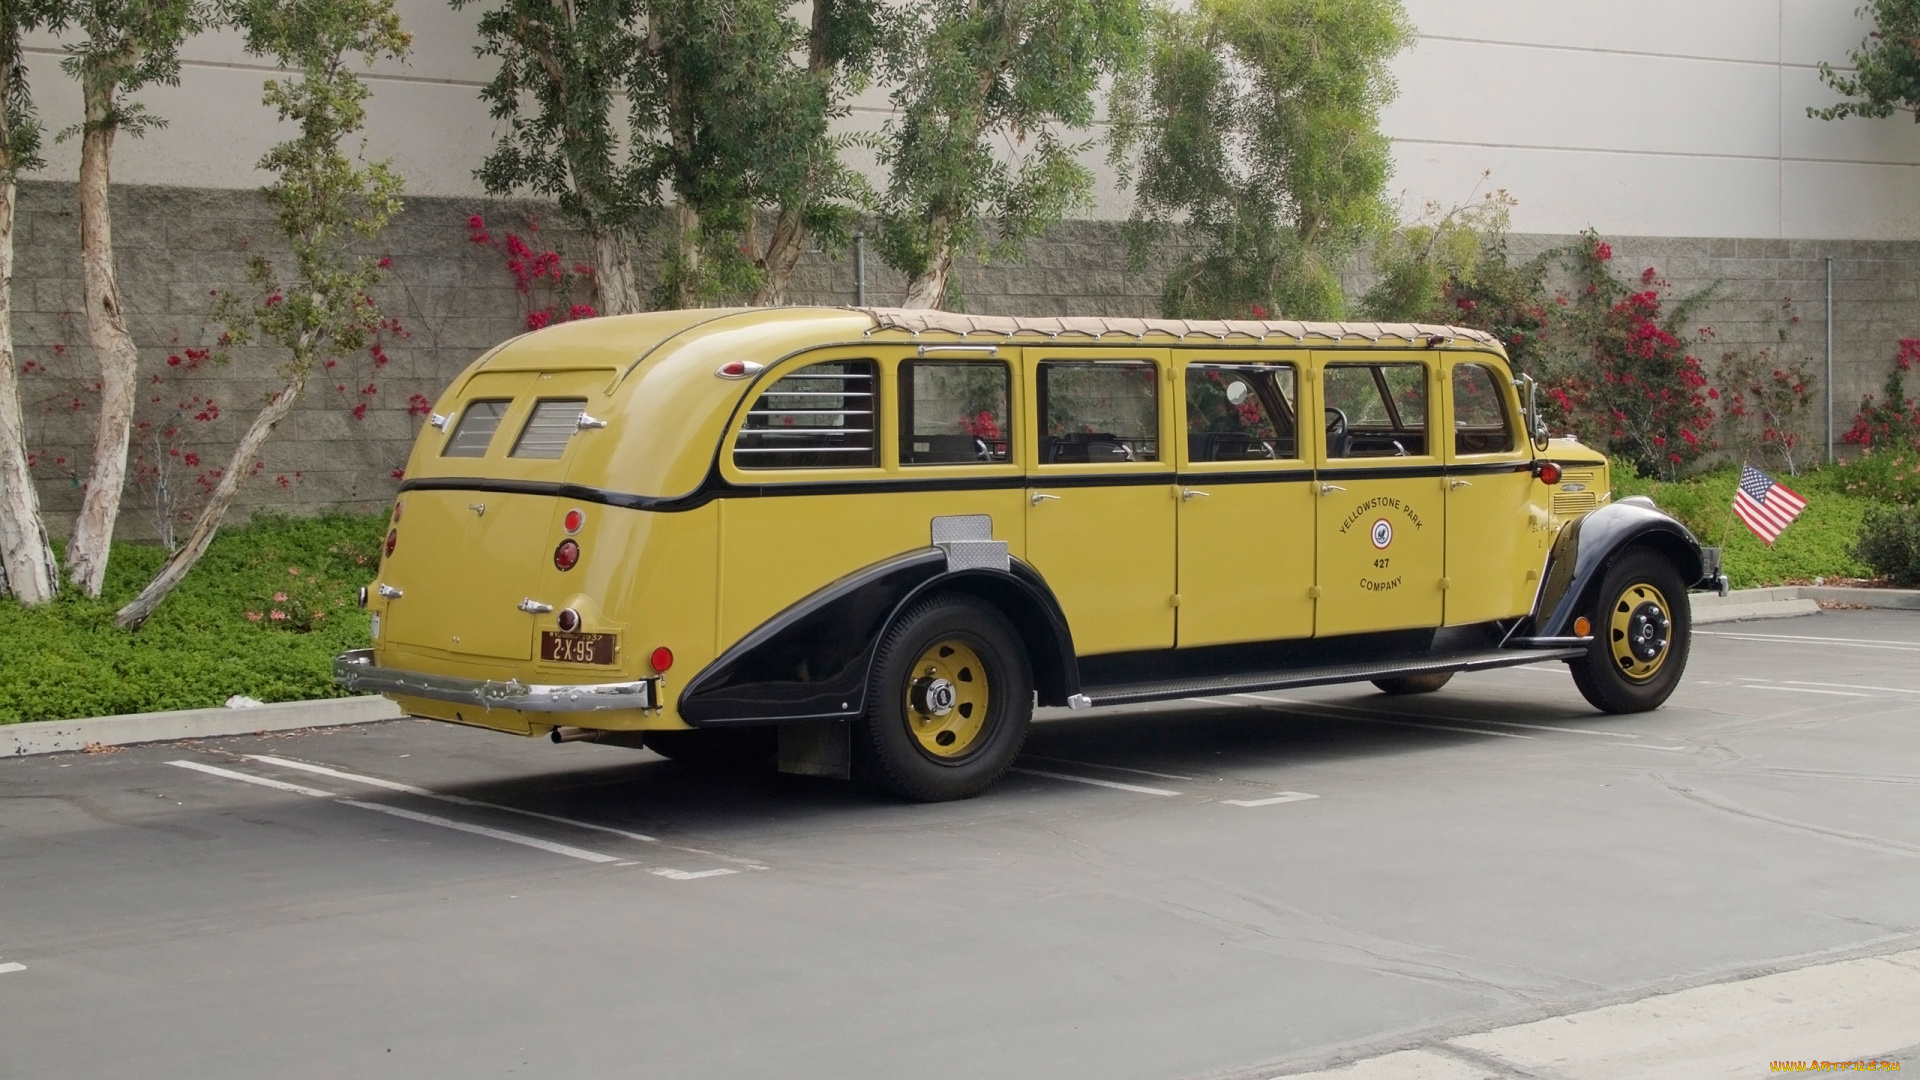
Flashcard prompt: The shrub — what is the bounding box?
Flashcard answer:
[0,512,381,724]
[1856,504,1920,586]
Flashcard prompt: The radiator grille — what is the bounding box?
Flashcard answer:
[1553,468,1602,516]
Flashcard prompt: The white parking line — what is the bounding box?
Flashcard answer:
[248,755,661,843]
[1020,754,1194,780]
[0,963,24,975]
[1700,631,1920,653]
[649,868,739,880]
[1747,685,1872,697]
[1224,792,1319,808]
[168,760,618,864]
[1008,767,1180,796]
[1786,681,1920,696]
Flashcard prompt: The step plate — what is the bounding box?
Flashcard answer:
[1081,647,1587,708]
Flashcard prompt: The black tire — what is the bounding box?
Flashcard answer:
[857,594,1033,802]
[1569,548,1691,714]
[641,726,776,768]
[1373,672,1454,695]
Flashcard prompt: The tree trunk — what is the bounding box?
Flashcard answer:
[65,82,141,597]
[116,368,310,629]
[0,175,58,604]
[590,228,641,315]
[750,206,806,307]
[901,214,955,309]
[674,200,700,309]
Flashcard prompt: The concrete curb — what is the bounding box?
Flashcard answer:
[1690,585,1920,625]
[3,695,403,758]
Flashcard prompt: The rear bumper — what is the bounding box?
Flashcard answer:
[333,649,656,712]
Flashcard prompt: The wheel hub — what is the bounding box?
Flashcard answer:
[904,639,991,759]
[1608,581,1674,682]
[1627,601,1668,662]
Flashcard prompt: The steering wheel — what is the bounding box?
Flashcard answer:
[1324,407,1348,439]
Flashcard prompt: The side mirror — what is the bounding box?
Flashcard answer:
[1518,374,1550,451]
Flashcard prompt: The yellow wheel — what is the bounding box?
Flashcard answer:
[1571,549,1690,714]
[861,595,1033,801]
[905,639,992,759]
[1608,580,1673,682]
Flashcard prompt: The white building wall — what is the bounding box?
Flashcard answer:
[20,1,1920,239]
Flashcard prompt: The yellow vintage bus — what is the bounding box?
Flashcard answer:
[337,308,1721,801]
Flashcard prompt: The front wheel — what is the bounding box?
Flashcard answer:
[858,595,1033,802]
[1569,548,1691,714]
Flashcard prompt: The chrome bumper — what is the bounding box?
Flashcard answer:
[333,649,656,712]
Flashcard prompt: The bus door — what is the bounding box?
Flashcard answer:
[1174,357,1315,647]
[1025,350,1177,655]
[1312,353,1445,637]
[1443,358,1546,625]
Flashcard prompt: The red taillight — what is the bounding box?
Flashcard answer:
[557,608,581,633]
[554,539,580,571]
[1536,461,1562,485]
[563,508,585,533]
[391,500,404,523]
[384,529,398,557]
[650,646,673,673]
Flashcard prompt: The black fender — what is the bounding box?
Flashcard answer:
[678,550,1078,726]
[1532,501,1707,639]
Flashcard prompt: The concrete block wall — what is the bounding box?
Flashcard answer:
[11,181,1920,543]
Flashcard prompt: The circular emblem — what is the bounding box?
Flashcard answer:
[1370,519,1393,549]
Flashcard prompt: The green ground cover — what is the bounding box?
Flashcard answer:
[1612,462,1875,589]
[0,513,382,725]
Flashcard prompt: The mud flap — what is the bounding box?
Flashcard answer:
[778,721,851,779]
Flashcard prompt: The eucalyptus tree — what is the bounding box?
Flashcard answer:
[0,1,61,604]
[1809,0,1920,123]
[53,0,208,596]
[456,0,649,314]
[875,0,1146,310]
[1109,0,1413,320]
[118,0,410,628]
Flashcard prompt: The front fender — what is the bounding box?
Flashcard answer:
[1533,502,1706,638]
[678,549,1078,726]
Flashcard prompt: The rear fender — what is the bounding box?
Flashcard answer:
[1533,502,1706,638]
[678,551,1078,726]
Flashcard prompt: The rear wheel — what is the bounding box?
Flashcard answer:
[1373,672,1454,695]
[641,726,776,767]
[858,595,1032,802]
[1569,548,1691,714]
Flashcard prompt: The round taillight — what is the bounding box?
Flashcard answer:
[556,608,581,633]
[554,539,580,571]
[720,360,747,377]
[391,500,404,523]
[384,528,398,557]
[563,508,585,533]
[650,646,673,673]
[1537,462,1562,485]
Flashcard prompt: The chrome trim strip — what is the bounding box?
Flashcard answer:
[334,649,655,712]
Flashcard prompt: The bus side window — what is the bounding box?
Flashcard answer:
[734,360,878,469]
[1037,361,1159,464]
[1185,364,1297,462]
[899,361,1012,465]
[1452,363,1516,455]
[1323,362,1428,458]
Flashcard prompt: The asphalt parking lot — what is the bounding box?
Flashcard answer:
[5,610,1920,1079]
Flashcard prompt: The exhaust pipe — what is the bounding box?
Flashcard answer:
[550,726,648,749]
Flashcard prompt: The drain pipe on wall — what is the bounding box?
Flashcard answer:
[854,233,868,306]
[1826,255,1835,464]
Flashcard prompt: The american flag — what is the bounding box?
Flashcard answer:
[1733,464,1807,544]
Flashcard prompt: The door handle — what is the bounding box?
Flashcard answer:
[1181,489,1210,501]
[1319,484,1347,496]
[1449,479,1473,490]
[1030,492,1061,506]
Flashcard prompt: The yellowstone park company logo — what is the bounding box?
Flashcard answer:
[1370,519,1393,549]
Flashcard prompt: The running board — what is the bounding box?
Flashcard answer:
[1074,646,1587,709]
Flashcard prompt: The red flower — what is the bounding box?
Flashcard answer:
[526,310,553,331]
[377,256,393,269]
[351,403,368,420]
[568,303,597,321]
[1595,242,1613,261]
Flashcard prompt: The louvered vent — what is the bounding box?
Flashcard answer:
[442,400,511,458]
[510,399,588,459]
[1553,469,1602,516]
[734,361,878,469]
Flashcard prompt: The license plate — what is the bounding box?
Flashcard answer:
[541,631,616,665]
